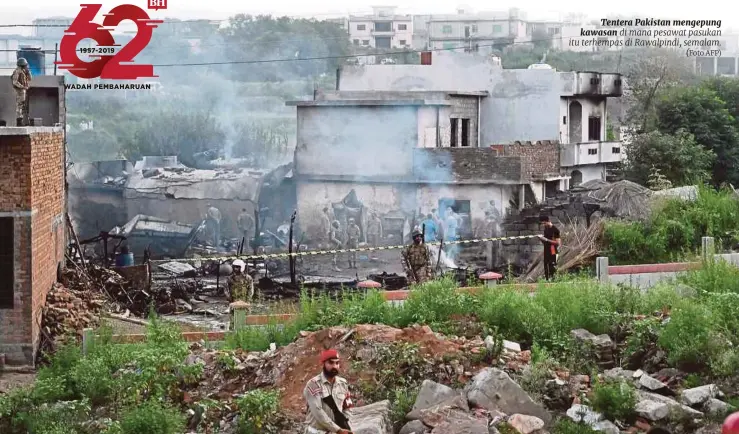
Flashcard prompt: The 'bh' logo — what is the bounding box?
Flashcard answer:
[148,0,167,10]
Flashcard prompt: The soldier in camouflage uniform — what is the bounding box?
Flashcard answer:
[11,58,31,126]
[346,218,361,269]
[227,259,254,302]
[329,220,342,272]
[401,229,433,285]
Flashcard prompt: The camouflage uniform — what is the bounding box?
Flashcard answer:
[11,65,31,122]
[236,210,255,244]
[402,242,433,284]
[366,214,382,247]
[346,220,361,268]
[228,273,254,302]
[303,373,353,434]
[329,221,342,270]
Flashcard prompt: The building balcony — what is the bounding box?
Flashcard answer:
[560,72,623,97]
[371,29,396,36]
[560,141,623,167]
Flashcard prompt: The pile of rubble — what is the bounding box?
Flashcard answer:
[39,282,107,357]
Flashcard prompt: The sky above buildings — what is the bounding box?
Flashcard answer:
[2,1,736,31]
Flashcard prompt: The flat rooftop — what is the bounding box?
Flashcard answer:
[286,99,453,107]
[0,126,63,135]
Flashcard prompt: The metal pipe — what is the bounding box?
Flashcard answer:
[477,96,481,147]
[288,210,297,286]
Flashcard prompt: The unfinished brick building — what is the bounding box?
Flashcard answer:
[0,127,66,365]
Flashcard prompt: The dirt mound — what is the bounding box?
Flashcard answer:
[191,324,487,419]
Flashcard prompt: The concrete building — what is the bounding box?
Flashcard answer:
[348,6,413,50]
[0,75,66,127]
[287,89,562,245]
[416,8,531,54]
[694,34,739,76]
[31,17,74,40]
[336,52,624,193]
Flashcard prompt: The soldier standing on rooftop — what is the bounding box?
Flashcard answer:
[11,58,31,126]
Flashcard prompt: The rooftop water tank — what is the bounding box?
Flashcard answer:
[17,47,45,76]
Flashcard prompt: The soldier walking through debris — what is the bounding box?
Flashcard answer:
[11,58,31,126]
[236,208,255,246]
[346,218,361,269]
[226,259,254,302]
[329,220,343,272]
[538,215,561,281]
[303,349,354,434]
[206,204,222,248]
[402,229,433,285]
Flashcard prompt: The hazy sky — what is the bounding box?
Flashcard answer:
[2,1,736,32]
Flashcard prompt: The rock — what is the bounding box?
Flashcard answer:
[410,380,458,416]
[681,384,719,407]
[592,420,620,434]
[602,367,635,382]
[503,340,522,353]
[637,391,704,419]
[431,418,489,434]
[633,369,644,379]
[636,400,670,421]
[399,420,428,434]
[542,379,573,410]
[351,400,392,434]
[465,368,551,424]
[416,396,471,427]
[570,329,615,368]
[508,414,545,433]
[705,398,733,416]
[565,404,603,426]
[639,374,671,394]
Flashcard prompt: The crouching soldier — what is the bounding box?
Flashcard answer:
[303,349,354,434]
[227,259,254,302]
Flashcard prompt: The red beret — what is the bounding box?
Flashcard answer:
[320,349,339,364]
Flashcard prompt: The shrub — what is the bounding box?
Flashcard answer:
[236,389,279,433]
[117,400,186,434]
[589,380,637,422]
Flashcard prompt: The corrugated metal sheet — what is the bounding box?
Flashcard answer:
[124,168,263,201]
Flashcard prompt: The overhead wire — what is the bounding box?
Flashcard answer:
[0,33,617,71]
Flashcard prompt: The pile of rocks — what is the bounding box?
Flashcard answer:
[565,368,736,433]
[397,368,552,434]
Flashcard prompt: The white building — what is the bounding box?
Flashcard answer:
[416,8,531,54]
[348,6,413,50]
[336,52,624,192]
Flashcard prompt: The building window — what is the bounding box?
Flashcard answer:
[357,24,366,31]
[612,147,621,154]
[588,116,602,141]
[461,119,470,147]
[493,24,502,33]
[471,24,477,33]
[399,39,406,46]
[375,37,391,49]
[450,118,458,147]
[362,40,369,46]
[353,39,359,45]
[562,116,566,125]
[442,25,452,34]
[443,42,456,50]
[588,148,598,155]
[374,22,392,32]
[398,24,407,30]
[0,217,13,309]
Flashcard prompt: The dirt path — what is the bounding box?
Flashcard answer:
[0,372,36,394]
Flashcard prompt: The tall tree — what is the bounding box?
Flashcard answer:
[655,86,739,185]
[623,130,715,186]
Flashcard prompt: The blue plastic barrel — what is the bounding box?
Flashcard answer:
[115,252,134,267]
[17,48,45,76]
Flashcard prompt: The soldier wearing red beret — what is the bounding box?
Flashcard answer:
[303,349,354,434]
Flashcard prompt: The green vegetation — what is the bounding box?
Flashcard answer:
[590,380,637,422]
[604,185,739,264]
[4,260,739,431]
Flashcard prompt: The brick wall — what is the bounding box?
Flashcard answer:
[489,141,561,181]
[413,147,522,182]
[0,128,65,365]
[30,131,66,359]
